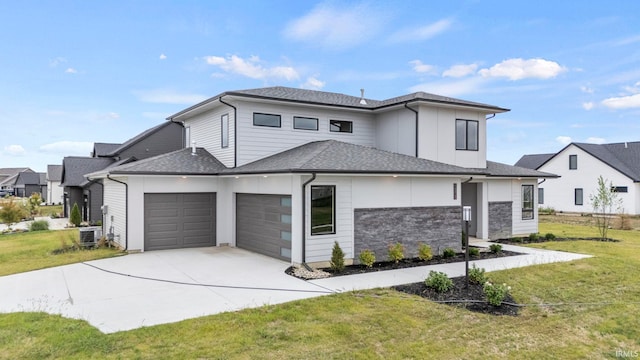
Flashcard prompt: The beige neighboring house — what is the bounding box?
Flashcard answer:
[47,165,64,205]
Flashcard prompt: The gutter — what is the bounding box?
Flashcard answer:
[404,102,419,157]
[301,173,316,270]
[106,174,128,251]
[219,96,238,168]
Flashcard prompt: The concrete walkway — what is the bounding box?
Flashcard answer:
[0,242,591,334]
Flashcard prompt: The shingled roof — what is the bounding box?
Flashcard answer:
[514,153,555,170]
[100,147,228,176]
[61,157,115,187]
[47,165,63,182]
[93,143,121,157]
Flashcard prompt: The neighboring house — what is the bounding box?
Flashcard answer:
[516,141,640,215]
[88,86,555,266]
[0,167,33,193]
[13,171,46,199]
[60,121,184,223]
[47,165,63,205]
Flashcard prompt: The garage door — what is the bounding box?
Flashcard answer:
[236,194,292,260]
[145,193,216,251]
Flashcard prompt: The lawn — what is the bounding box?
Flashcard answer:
[0,222,638,359]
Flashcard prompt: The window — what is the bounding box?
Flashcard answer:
[280,197,292,207]
[538,188,544,204]
[569,155,577,170]
[221,114,229,148]
[311,185,335,235]
[330,120,353,133]
[184,126,191,148]
[293,116,318,130]
[612,186,628,193]
[253,113,281,127]
[455,119,478,151]
[575,188,583,205]
[522,185,534,220]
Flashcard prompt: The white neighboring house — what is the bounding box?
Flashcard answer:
[88,87,555,266]
[46,165,63,205]
[516,141,640,215]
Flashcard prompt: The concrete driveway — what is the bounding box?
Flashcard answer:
[0,247,334,333]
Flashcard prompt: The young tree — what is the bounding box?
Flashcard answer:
[589,176,622,241]
[0,197,28,230]
[70,202,82,227]
[27,192,42,216]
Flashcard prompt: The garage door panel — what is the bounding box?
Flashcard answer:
[148,223,179,232]
[236,194,291,261]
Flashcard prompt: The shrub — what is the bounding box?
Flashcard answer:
[539,206,556,215]
[387,242,405,263]
[425,271,453,293]
[483,281,511,306]
[29,220,49,231]
[358,249,376,268]
[0,197,28,230]
[545,232,556,241]
[70,203,82,227]
[489,244,502,254]
[469,264,486,284]
[442,247,455,258]
[27,193,43,216]
[468,247,480,257]
[417,243,433,261]
[528,233,539,242]
[330,241,345,272]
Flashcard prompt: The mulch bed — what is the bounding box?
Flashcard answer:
[394,277,520,316]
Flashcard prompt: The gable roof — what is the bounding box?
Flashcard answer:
[93,143,121,157]
[0,168,33,186]
[514,153,555,169]
[168,86,509,121]
[483,161,557,178]
[15,171,45,186]
[47,165,63,182]
[103,121,182,157]
[61,157,116,187]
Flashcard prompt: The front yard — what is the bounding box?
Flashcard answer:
[0,221,638,359]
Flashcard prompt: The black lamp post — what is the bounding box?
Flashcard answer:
[463,206,472,288]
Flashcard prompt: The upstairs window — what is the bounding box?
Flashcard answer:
[456,119,478,151]
[253,113,281,128]
[612,186,628,193]
[221,114,229,148]
[569,155,577,170]
[330,120,353,133]
[293,116,318,131]
[522,185,534,220]
[311,185,335,235]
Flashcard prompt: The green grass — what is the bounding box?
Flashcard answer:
[38,205,63,218]
[0,223,638,358]
[0,229,123,276]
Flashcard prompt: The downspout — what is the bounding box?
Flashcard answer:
[106,174,128,251]
[538,179,546,185]
[301,173,317,271]
[463,177,473,184]
[404,102,419,157]
[219,96,238,168]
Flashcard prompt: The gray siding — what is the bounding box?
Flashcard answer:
[185,107,235,167]
[354,206,461,262]
[488,201,513,240]
[118,122,184,161]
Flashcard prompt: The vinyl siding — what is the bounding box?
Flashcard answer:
[512,179,538,235]
[375,109,416,156]
[104,177,127,249]
[184,108,235,167]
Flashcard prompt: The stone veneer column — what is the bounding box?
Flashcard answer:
[488,201,512,240]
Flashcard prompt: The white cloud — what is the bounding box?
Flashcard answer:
[134,89,208,105]
[49,57,67,67]
[409,60,436,74]
[582,102,594,110]
[443,64,478,78]
[159,53,167,60]
[283,2,386,50]
[586,137,606,144]
[479,58,566,80]
[4,145,25,156]
[40,141,93,155]
[302,76,325,90]
[601,93,640,109]
[65,68,78,74]
[203,55,299,81]
[556,136,572,145]
[622,81,640,94]
[388,18,452,43]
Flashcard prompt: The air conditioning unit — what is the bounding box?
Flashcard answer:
[79,226,103,247]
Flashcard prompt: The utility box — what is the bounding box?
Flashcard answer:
[79,226,103,247]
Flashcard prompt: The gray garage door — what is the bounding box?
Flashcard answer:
[145,193,216,251]
[236,193,292,260]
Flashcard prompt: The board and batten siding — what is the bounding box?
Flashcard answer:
[375,109,416,157]
[183,107,235,167]
[103,176,127,249]
[511,179,538,235]
[235,100,376,166]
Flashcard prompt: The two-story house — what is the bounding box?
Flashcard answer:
[88,87,554,266]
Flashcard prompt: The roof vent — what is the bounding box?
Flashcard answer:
[359,88,367,105]
[191,141,197,155]
[625,142,628,149]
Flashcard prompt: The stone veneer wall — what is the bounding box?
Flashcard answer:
[488,201,512,240]
[354,206,461,262]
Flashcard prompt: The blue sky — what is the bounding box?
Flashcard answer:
[2,0,640,172]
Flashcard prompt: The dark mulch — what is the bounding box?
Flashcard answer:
[494,237,620,245]
[394,277,520,316]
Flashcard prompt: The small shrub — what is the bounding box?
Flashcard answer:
[388,242,405,263]
[442,248,455,258]
[330,241,345,272]
[528,233,539,242]
[489,244,502,254]
[417,243,433,261]
[27,193,43,216]
[0,197,28,229]
[70,203,82,227]
[468,247,480,257]
[358,250,376,268]
[483,281,511,306]
[29,220,49,231]
[469,264,486,284]
[425,271,453,293]
[545,232,556,241]
[539,206,556,215]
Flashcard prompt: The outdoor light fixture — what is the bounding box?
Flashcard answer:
[463,206,472,222]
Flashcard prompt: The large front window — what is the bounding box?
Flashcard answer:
[456,119,478,151]
[311,185,335,235]
[522,185,534,220]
